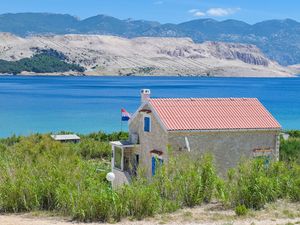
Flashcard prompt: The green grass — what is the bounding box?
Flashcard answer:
[280,137,300,163]
[0,131,299,222]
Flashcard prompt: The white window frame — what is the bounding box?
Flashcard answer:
[112,145,124,171]
[143,114,152,133]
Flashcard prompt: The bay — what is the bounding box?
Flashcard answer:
[0,76,299,137]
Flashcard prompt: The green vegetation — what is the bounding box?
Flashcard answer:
[0,49,85,74]
[0,131,299,222]
[280,131,300,163]
[235,205,248,216]
[225,160,300,209]
[76,131,128,159]
[286,130,300,138]
[135,67,156,74]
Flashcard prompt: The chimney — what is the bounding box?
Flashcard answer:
[141,89,151,103]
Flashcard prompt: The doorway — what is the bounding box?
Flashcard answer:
[151,156,163,176]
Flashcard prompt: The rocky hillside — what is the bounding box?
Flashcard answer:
[0,33,294,77]
[1,13,300,66]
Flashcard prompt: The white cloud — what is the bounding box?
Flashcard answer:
[188,9,199,13]
[206,7,240,17]
[188,9,206,17]
[194,11,206,17]
[188,7,240,18]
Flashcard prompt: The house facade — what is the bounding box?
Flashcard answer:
[110,89,281,187]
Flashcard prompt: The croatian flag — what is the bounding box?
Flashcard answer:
[121,108,131,121]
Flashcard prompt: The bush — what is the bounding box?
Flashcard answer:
[0,134,21,146]
[119,180,161,220]
[75,139,111,159]
[287,130,300,138]
[56,180,123,222]
[226,158,300,210]
[227,159,280,210]
[150,152,219,209]
[284,163,300,202]
[280,137,300,163]
[84,131,128,142]
[235,204,248,216]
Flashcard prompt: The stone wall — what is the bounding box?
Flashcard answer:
[112,168,131,189]
[128,103,281,179]
[168,130,280,174]
[129,104,168,177]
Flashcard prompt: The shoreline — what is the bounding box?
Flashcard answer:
[0,73,298,78]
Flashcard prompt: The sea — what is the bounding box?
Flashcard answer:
[0,75,299,137]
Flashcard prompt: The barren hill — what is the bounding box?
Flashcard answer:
[1,13,300,66]
[0,33,295,77]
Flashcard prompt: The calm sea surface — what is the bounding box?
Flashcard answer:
[0,76,299,137]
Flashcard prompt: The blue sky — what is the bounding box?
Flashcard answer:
[1,0,299,24]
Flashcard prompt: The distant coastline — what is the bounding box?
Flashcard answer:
[0,72,298,77]
[0,73,298,78]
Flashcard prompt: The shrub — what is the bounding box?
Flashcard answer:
[287,130,300,138]
[235,204,248,216]
[150,152,219,209]
[75,139,111,159]
[84,131,128,142]
[285,163,300,202]
[0,134,21,146]
[227,159,280,210]
[119,180,161,220]
[280,137,300,163]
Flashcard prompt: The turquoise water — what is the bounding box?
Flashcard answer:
[0,76,299,137]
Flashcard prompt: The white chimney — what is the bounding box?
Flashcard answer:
[141,89,151,103]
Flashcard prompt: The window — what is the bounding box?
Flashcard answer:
[114,147,122,170]
[144,116,151,132]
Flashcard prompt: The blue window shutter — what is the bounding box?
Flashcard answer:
[152,156,156,176]
[144,117,150,132]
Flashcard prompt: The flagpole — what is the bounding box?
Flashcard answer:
[121,109,123,132]
[121,108,131,132]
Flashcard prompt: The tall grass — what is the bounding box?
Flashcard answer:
[0,134,109,215]
[224,159,300,210]
[280,137,300,163]
[0,133,299,222]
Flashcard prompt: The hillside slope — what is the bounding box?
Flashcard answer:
[0,33,294,77]
[1,13,300,66]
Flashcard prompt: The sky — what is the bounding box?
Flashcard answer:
[1,0,300,24]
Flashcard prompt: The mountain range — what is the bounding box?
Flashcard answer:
[1,13,300,66]
[0,33,294,77]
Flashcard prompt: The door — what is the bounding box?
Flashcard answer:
[133,154,139,176]
[152,156,163,176]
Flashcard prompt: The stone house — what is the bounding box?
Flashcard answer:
[110,89,281,187]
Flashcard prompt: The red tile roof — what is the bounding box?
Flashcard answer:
[149,98,281,131]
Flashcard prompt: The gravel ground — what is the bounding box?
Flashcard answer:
[0,200,299,225]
